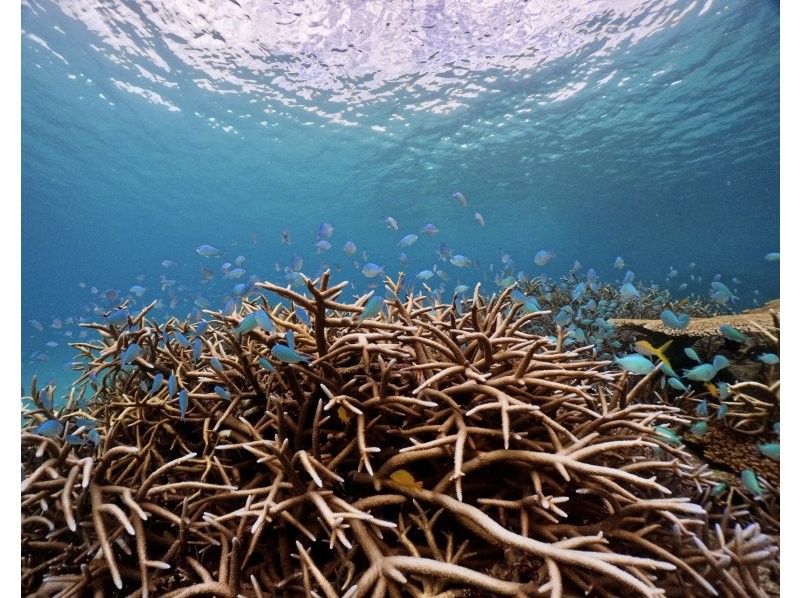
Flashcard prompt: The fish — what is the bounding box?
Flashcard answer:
[689,421,708,437]
[716,403,729,419]
[667,377,688,392]
[315,240,331,253]
[719,324,748,343]
[168,374,177,396]
[121,343,142,366]
[389,469,423,490]
[554,307,572,327]
[65,434,86,446]
[280,228,292,244]
[398,234,418,247]
[398,252,409,267]
[614,354,654,375]
[695,399,709,416]
[295,307,312,326]
[337,406,351,423]
[677,283,688,291]
[225,267,246,279]
[235,255,246,267]
[623,270,635,285]
[343,241,357,256]
[534,250,554,266]
[151,373,164,394]
[764,252,779,261]
[289,254,304,272]
[87,428,101,446]
[453,191,467,207]
[450,255,472,268]
[29,319,44,332]
[419,224,439,236]
[416,269,434,281]
[683,363,716,382]
[613,256,625,269]
[174,330,191,348]
[214,385,230,401]
[192,338,202,361]
[258,357,276,373]
[711,354,730,372]
[758,443,779,461]
[704,382,720,398]
[210,357,224,372]
[362,263,384,278]
[196,244,222,258]
[271,343,310,364]
[757,353,779,365]
[437,243,453,261]
[667,268,678,278]
[660,309,690,330]
[619,283,640,302]
[384,216,398,230]
[235,311,264,336]
[634,340,673,373]
[105,309,129,327]
[130,285,146,297]
[717,382,730,399]
[358,295,384,322]
[317,223,334,238]
[741,469,763,498]
[161,259,177,268]
[571,282,586,302]
[178,389,188,421]
[35,419,63,437]
[653,425,682,445]
[474,212,485,226]
[684,347,701,363]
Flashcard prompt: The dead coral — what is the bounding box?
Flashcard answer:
[21,273,777,597]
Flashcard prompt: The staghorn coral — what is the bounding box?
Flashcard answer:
[21,273,777,597]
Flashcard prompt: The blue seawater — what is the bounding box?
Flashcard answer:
[22,0,779,391]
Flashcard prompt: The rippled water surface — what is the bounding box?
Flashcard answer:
[22,0,779,389]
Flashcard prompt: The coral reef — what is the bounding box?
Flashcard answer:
[21,274,778,597]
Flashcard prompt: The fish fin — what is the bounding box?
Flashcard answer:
[654,340,674,371]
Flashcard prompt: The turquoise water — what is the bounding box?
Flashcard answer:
[22,0,779,392]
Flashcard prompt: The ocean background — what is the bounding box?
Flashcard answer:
[21,0,779,394]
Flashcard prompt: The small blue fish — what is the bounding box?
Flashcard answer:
[758,443,779,461]
[522,297,542,313]
[398,234,418,247]
[660,309,690,330]
[178,389,188,421]
[65,434,86,446]
[343,241,357,256]
[695,399,708,417]
[668,377,689,392]
[684,347,702,363]
[75,417,97,429]
[197,244,222,258]
[613,256,625,269]
[35,419,63,437]
[87,428,101,446]
[764,252,779,262]
[295,308,312,326]
[554,307,572,327]
[614,354,655,375]
[420,224,439,235]
[121,343,142,366]
[453,191,467,207]
[716,403,729,419]
[192,338,203,362]
[234,312,260,336]
[619,283,639,302]
[39,389,53,410]
[286,330,296,350]
[653,425,681,445]
[174,331,191,348]
[168,374,177,396]
[151,373,164,394]
[450,255,473,268]
[210,357,224,372]
[362,263,384,278]
[105,309,129,327]
[271,344,310,364]
[689,421,708,437]
[315,240,331,253]
[214,385,230,401]
[358,295,384,322]
[258,357,276,373]
[711,482,728,496]
[623,270,635,284]
[194,320,209,335]
[719,325,748,343]
[534,250,554,266]
[757,353,779,365]
[741,469,763,498]
[130,285,146,298]
[571,282,586,302]
[416,269,434,281]
[683,363,716,382]
[223,299,237,316]
[317,222,334,238]
[717,382,730,400]
[711,355,730,372]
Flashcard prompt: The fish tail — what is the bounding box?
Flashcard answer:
[655,340,673,370]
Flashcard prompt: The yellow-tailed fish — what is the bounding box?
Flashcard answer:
[390,469,423,490]
[337,406,351,423]
[634,340,674,373]
[704,382,720,398]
